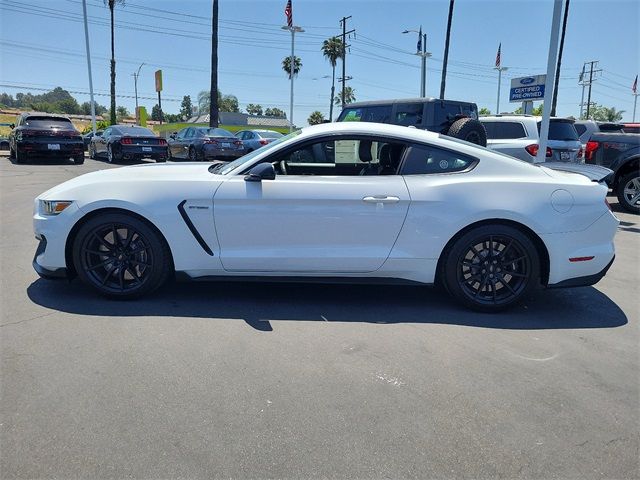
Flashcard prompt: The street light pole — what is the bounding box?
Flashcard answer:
[132,62,144,125]
[81,0,96,135]
[494,66,508,114]
[282,25,304,132]
[403,28,431,97]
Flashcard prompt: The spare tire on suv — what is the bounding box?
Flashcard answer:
[447,118,487,147]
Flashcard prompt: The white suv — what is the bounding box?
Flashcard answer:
[480,115,583,163]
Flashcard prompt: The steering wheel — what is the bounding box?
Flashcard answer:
[279,160,288,175]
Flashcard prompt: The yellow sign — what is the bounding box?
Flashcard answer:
[155,70,163,92]
[137,106,147,127]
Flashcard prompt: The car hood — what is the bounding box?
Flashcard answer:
[38,162,220,200]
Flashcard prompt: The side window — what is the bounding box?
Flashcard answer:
[483,121,526,139]
[184,128,194,139]
[401,143,477,175]
[236,131,246,140]
[395,103,424,126]
[574,124,587,136]
[103,127,112,137]
[175,128,186,139]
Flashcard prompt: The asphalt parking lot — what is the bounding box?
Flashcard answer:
[1,152,638,479]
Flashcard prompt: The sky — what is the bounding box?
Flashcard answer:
[1,0,639,126]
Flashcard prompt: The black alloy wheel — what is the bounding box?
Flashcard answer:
[443,225,540,312]
[107,144,122,164]
[89,143,96,159]
[73,213,171,298]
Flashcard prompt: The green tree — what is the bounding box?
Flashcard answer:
[479,107,491,115]
[151,104,162,121]
[334,86,355,106]
[116,106,129,121]
[246,104,263,116]
[265,107,286,118]
[180,95,193,120]
[307,111,325,125]
[321,36,344,121]
[584,103,625,121]
[282,56,302,79]
[104,0,126,125]
[532,104,544,116]
[197,90,240,113]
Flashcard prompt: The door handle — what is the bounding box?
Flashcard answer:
[363,195,400,204]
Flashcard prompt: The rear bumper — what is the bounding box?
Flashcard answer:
[203,144,245,160]
[120,145,168,159]
[18,140,84,156]
[544,210,619,286]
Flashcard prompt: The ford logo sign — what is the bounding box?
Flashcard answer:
[520,77,536,85]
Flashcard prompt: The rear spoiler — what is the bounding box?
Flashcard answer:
[541,162,613,183]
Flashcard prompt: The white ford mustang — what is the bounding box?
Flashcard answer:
[33,122,618,311]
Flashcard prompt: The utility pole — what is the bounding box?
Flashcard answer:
[339,16,355,109]
[550,0,570,117]
[81,0,96,135]
[440,0,455,99]
[209,0,219,128]
[584,60,602,119]
[579,64,586,119]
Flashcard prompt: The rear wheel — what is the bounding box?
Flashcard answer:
[15,146,27,164]
[72,213,172,299]
[616,171,640,214]
[74,155,85,165]
[107,144,121,164]
[188,146,198,161]
[9,145,15,159]
[442,225,540,312]
[88,143,96,159]
[447,118,487,147]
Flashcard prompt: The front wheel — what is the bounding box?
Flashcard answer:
[72,213,172,299]
[616,171,640,214]
[74,155,85,165]
[442,225,540,312]
[15,146,27,164]
[188,146,198,161]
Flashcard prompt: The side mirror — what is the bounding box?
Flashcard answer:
[10,123,15,129]
[244,162,276,182]
[169,133,176,139]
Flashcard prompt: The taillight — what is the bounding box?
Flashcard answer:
[585,141,599,163]
[158,139,167,146]
[234,140,243,146]
[121,137,133,144]
[259,139,269,145]
[525,144,552,158]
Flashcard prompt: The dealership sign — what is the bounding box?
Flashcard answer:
[509,75,546,102]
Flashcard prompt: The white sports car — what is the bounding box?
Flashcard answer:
[33,122,618,311]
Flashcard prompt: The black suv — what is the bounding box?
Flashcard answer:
[336,98,487,146]
[9,113,84,164]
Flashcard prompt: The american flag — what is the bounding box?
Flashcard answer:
[284,0,292,27]
[633,75,638,94]
[495,43,501,68]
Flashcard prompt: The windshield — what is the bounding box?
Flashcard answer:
[537,121,579,141]
[200,128,234,137]
[214,130,302,175]
[116,126,155,136]
[24,117,73,129]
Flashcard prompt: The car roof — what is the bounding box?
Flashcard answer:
[22,112,72,120]
[342,98,475,107]
[480,115,574,123]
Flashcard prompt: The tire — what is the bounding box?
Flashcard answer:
[9,145,15,159]
[107,144,121,164]
[188,146,198,162]
[88,144,96,160]
[616,171,640,214]
[447,118,487,147]
[15,146,27,164]
[441,225,540,312]
[156,157,166,163]
[167,148,173,161]
[72,213,172,299]
[74,155,85,165]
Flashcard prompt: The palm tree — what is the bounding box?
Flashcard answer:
[334,86,355,106]
[321,37,344,121]
[307,111,325,125]
[104,0,125,126]
[282,56,302,79]
[602,106,625,122]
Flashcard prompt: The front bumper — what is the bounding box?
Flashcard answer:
[33,235,68,279]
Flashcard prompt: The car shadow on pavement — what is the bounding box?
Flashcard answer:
[26,278,627,331]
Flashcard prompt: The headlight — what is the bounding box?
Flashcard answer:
[40,200,73,216]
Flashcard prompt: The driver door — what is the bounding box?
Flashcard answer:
[213,135,410,273]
